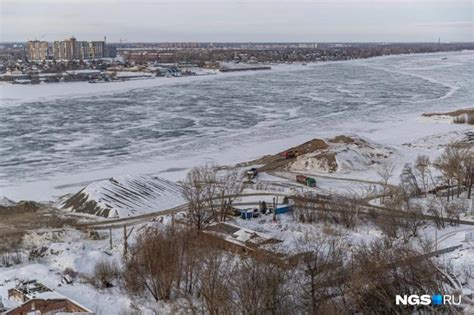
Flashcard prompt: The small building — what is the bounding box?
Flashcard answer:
[5,297,93,315]
[6,280,93,314]
[8,280,51,303]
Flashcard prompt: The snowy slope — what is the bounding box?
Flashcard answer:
[0,197,15,207]
[290,135,394,174]
[61,175,184,218]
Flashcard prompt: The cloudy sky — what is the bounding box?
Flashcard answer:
[1,0,472,42]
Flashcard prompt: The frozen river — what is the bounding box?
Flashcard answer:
[1,51,473,200]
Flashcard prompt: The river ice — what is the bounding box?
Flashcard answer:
[0,51,473,201]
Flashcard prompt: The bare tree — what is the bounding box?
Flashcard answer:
[334,195,364,231]
[426,197,446,229]
[197,250,233,315]
[182,165,244,229]
[382,186,424,243]
[182,165,218,230]
[343,238,449,314]
[230,257,292,315]
[435,143,472,200]
[459,153,473,200]
[214,167,244,222]
[400,205,424,242]
[377,163,395,204]
[292,193,320,224]
[123,227,192,301]
[374,212,400,241]
[293,233,345,313]
[415,155,431,198]
[400,163,421,197]
[444,200,464,225]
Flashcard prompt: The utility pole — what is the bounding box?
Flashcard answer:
[273,197,277,222]
[123,225,134,259]
[172,212,175,233]
[109,227,112,250]
[355,205,359,233]
[123,225,127,258]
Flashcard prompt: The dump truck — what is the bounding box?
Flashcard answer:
[283,150,298,159]
[246,168,258,180]
[296,175,316,187]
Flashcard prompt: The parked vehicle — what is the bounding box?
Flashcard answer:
[296,175,316,187]
[247,167,258,180]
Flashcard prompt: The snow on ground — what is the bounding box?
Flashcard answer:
[0,228,126,313]
[0,63,304,106]
[0,197,15,207]
[289,127,472,191]
[1,51,473,312]
[61,175,184,218]
[403,128,473,152]
[420,223,474,297]
[0,222,177,314]
[231,211,382,254]
[417,114,457,125]
[289,135,394,175]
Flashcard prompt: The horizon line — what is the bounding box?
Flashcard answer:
[2,40,474,44]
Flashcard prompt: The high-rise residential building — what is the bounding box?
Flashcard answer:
[26,40,49,61]
[53,41,65,60]
[53,37,105,60]
[76,41,90,60]
[106,44,117,58]
[53,37,76,60]
[53,41,66,60]
[64,37,77,60]
[89,41,105,59]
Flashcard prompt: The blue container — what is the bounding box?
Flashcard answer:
[240,209,253,220]
[275,205,293,214]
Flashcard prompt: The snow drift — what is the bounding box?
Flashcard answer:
[61,175,184,218]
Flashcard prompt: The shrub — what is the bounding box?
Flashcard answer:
[64,267,78,278]
[1,252,22,267]
[90,259,120,289]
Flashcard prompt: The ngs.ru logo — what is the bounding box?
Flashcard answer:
[395,294,461,306]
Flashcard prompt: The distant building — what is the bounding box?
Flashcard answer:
[53,37,105,60]
[64,37,77,60]
[26,40,49,61]
[89,41,105,59]
[52,41,64,60]
[76,41,90,60]
[53,37,76,60]
[106,44,117,58]
[298,43,318,49]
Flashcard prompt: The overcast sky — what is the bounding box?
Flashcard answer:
[1,0,472,42]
